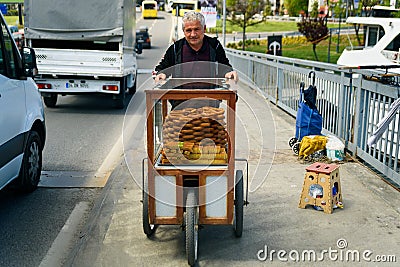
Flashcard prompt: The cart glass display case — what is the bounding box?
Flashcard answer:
[148,78,236,167]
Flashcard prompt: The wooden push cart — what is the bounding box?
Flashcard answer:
[142,78,248,266]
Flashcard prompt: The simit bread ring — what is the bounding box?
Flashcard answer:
[213,108,225,115]
[200,122,211,127]
[180,129,194,134]
[191,119,202,125]
[192,126,203,131]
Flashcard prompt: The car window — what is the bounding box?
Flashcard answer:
[0,20,18,79]
[137,32,148,38]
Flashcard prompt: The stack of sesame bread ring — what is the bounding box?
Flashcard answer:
[161,106,228,165]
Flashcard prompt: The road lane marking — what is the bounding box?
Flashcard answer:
[137,68,154,74]
[39,171,105,188]
[39,202,90,267]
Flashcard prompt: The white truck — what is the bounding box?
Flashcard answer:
[24,0,140,108]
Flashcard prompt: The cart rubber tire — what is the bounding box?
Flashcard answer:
[185,189,198,266]
[142,178,155,237]
[292,141,301,155]
[288,137,298,148]
[43,94,57,108]
[234,170,244,238]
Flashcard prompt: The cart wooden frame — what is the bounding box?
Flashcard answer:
[142,78,246,265]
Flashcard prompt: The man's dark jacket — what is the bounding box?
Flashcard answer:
[154,35,233,78]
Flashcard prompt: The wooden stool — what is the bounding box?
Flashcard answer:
[298,162,343,214]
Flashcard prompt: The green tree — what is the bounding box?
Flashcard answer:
[264,1,272,16]
[297,15,329,61]
[332,0,345,18]
[285,0,308,17]
[359,0,380,16]
[226,0,267,50]
[310,0,319,17]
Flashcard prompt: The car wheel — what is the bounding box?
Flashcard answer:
[18,131,42,193]
[43,94,57,108]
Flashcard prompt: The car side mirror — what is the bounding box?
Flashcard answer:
[135,42,143,54]
[22,47,38,77]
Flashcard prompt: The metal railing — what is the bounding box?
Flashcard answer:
[226,48,400,187]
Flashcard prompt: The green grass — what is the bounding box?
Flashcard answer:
[210,20,300,33]
[211,19,359,64]
[210,19,341,34]
[243,34,361,64]
[4,15,23,28]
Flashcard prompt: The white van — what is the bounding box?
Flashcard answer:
[0,13,46,192]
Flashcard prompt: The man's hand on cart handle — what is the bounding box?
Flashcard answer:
[153,72,167,83]
[225,71,238,82]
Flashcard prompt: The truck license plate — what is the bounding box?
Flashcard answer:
[66,82,89,88]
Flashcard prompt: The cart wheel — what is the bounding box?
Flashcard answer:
[185,189,198,266]
[234,170,244,238]
[142,178,155,237]
[288,137,298,148]
[292,141,301,156]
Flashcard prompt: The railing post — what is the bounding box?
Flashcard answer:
[337,71,348,140]
[276,66,283,105]
[352,72,363,157]
[248,57,253,82]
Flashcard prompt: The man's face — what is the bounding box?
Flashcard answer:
[183,20,205,49]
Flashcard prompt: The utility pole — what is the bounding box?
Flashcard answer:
[223,0,226,47]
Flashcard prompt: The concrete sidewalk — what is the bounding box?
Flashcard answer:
[66,84,400,267]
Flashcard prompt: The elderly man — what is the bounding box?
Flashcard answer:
[153,11,238,82]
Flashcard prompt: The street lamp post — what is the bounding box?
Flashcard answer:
[223,0,226,46]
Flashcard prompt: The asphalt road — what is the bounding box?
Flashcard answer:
[0,11,173,267]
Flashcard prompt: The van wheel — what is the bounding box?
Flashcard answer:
[128,74,137,95]
[17,131,42,193]
[113,78,126,109]
[43,94,57,108]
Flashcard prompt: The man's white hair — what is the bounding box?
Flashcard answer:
[182,11,205,30]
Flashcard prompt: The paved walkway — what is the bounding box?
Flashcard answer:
[65,83,400,267]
